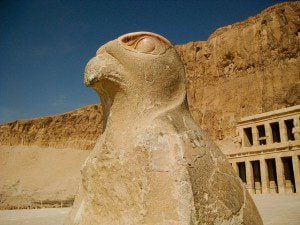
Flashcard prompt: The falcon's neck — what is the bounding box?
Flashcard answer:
[99,85,187,133]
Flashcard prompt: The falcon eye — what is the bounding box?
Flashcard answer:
[118,32,172,55]
[135,38,156,53]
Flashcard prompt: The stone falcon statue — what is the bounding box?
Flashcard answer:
[64,32,263,225]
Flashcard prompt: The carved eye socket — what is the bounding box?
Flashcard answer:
[118,32,172,55]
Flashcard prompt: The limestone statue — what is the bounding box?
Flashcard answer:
[65,32,263,225]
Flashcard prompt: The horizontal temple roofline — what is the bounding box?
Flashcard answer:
[239,105,300,124]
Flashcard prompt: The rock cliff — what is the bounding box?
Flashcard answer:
[176,1,299,145]
[0,2,299,209]
[0,105,103,150]
[0,2,299,151]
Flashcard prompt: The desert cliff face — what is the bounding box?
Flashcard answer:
[176,2,299,146]
[0,2,299,209]
[1,2,298,152]
[0,105,101,208]
[0,105,103,150]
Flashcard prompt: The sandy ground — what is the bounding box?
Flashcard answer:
[0,145,89,205]
[0,208,70,225]
[253,194,300,225]
[0,195,299,225]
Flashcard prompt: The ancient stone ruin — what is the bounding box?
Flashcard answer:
[229,106,300,195]
[64,32,263,225]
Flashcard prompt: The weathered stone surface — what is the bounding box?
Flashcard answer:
[0,2,298,216]
[65,32,262,225]
[175,1,300,146]
[0,2,298,154]
[0,105,103,150]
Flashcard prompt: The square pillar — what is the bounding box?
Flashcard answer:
[232,161,239,175]
[252,126,259,146]
[265,123,273,144]
[275,156,285,193]
[279,120,288,142]
[245,160,254,194]
[292,117,300,140]
[292,155,300,193]
[260,158,269,194]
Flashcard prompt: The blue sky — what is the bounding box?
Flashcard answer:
[0,0,288,124]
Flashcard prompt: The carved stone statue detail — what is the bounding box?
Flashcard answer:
[65,32,263,225]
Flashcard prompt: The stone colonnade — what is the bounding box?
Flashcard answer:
[230,152,300,194]
[232,106,300,194]
[241,116,300,147]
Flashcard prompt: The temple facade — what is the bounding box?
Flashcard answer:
[228,105,300,194]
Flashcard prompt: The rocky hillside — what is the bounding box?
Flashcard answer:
[176,1,300,143]
[0,2,299,151]
[0,2,299,209]
[0,105,103,150]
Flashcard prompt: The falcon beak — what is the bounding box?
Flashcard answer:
[84,56,102,87]
[84,52,124,88]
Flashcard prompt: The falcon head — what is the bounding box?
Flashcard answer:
[84,32,185,106]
